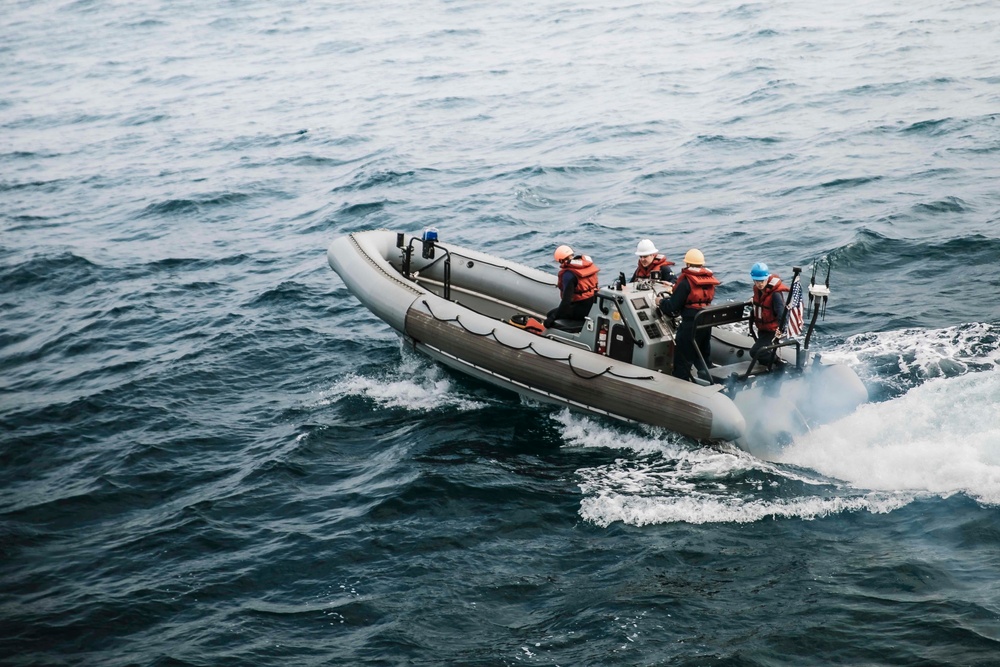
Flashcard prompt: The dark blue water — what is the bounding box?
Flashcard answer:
[3,1,1000,664]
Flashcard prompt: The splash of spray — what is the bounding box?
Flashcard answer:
[779,369,1000,505]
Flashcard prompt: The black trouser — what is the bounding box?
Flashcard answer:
[750,329,777,365]
[672,316,711,381]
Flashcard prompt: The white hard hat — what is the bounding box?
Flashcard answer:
[635,239,658,256]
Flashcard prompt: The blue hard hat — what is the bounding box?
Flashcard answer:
[750,262,769,281]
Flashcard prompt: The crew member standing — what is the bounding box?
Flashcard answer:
[544,245,600,329]
[656,248,720,381]
[749,262,787,365]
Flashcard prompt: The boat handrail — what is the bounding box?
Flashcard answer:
[544,331,593,351]
[414,276,541,317]
[688,301,752,384]
[401,234,554,289]
[401,235,452,300]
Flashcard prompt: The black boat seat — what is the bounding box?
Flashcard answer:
[551,318,585,333]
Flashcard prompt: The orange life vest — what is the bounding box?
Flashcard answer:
[634,254,675,280]
[752,275,789,332]
[677,266,720,309]
[558,256,600,302]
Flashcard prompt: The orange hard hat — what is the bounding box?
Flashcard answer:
[553,245,574,262]
[683,248,705,266]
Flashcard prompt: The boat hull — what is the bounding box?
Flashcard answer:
[404,300,745,440]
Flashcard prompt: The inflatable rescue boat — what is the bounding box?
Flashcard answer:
[327,229,868,453]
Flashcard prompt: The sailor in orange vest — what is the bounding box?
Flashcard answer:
[656,248,721,381]
[630,239,675,283]
[543,245,600,330]
[749,262,788,365]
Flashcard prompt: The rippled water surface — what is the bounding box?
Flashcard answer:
[3,0,1000,665]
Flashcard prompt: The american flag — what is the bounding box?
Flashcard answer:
[783,279,805,337]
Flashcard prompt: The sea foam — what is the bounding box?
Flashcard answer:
[779,368,1000,506]
[319,352,488,412]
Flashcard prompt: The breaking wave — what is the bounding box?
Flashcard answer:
[826,322,1000,399]
[319,354,489,413]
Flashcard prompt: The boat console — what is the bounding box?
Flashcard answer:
[546,279,677,373]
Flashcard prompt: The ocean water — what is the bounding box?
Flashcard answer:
[3,0,1000,665]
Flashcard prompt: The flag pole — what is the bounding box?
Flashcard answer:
[778,266,802,335]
